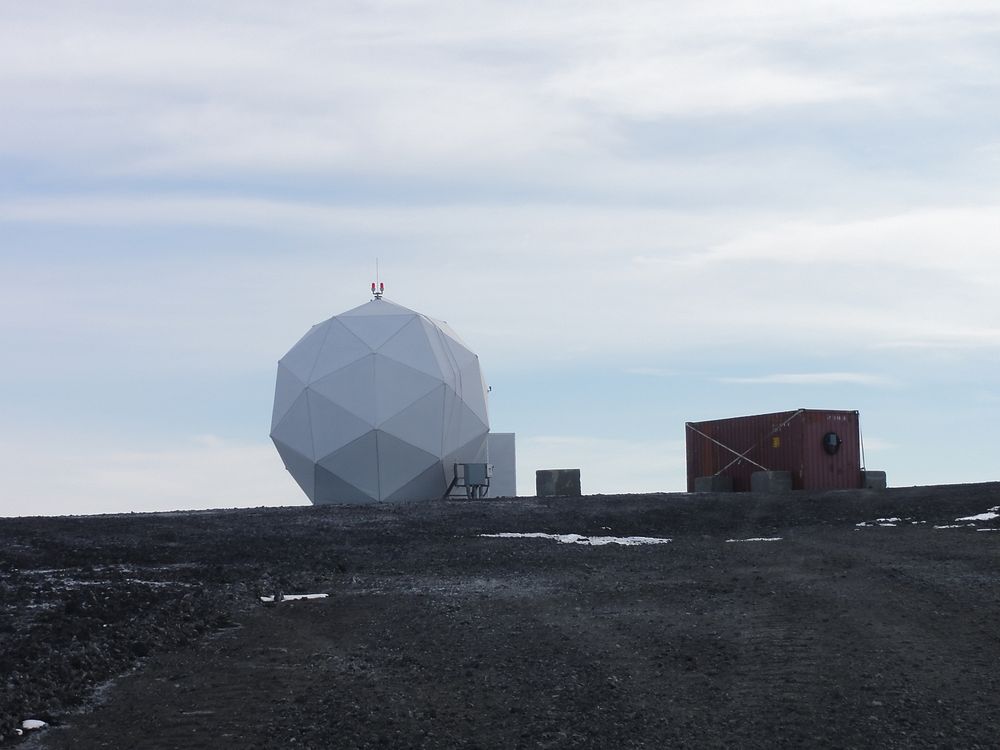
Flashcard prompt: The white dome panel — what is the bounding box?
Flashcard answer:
[379,385,446,456]
[314,465,373,504]
[339,313,412,350]
[374,356,443,425]
[377,318,445,380]
[271,391,315,460]
[307,390,374,462]
[309,355,377,425]
[316,430,380,500]
[457,361,489,424]
[376,431,439,498]
[273,440,315,499]
[386,462,447,503]
[271,364,306,428]
[340,299,412,317]
[279,324,327,382]
[310,319,372,381]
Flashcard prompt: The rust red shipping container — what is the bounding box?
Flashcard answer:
[685,409,862,492]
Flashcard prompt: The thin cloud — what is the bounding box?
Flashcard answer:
[716,372,896,386]
[549,49,880,119]
[699,208,1000,281]
[2,1,999,180]
[875,330,1000,350]
[625,367,675,377]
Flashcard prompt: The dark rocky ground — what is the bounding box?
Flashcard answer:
[1,483,999,749]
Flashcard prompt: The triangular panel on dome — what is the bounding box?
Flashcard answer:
[340,299,416,317]
[386,461,448,503]
[339,313,413,350]
[272,439,316,500]
[416,317,459,387]
[456,400,489,451]
[379,384,446,456]
[376,317,444,380]
[440,385,466,456]
[373,355,444,425]
[278,324,329,382]
[316,430,380,500]
[456,360,489,424]
[430,317,470,348]
[271,364,307,429]
[445,432,488,466]
[310,354,377,426]
[375,430,440,499]
[306,389,374,462]
[442,335,479,369]
[270,391,315,460]
[309,319,374,382]
[314,465,376,504]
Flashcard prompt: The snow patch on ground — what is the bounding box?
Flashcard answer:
[259,593,328,603]
[725,537,783,543]
[955,507,999,522]
[856,517,906,527]
[932,506,1000,530]
[22,719,47,731]
[480,533,672,546]
[860,508,999,530]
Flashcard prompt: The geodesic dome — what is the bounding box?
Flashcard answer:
[270,298,490,504]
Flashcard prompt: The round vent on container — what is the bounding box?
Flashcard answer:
[823,432,842,455]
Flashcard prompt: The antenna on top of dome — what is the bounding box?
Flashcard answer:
[371,258,384,299]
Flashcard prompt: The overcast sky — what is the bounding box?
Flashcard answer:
[2,1,999,515]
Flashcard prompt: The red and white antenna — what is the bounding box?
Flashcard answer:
[371,259,384,299]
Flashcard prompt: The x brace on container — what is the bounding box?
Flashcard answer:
[685,409,805,477]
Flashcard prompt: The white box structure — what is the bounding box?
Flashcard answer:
[486,433,516,497]
[270,298,490,504]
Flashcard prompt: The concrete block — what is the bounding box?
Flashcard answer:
[862,470,887,490]
[750,471,793,493]
[694,475,734,493]
[536,469,581,497]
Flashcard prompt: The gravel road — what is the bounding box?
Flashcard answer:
[2,483,998,748]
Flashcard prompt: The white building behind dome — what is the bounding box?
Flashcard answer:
[270,298,490,504]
